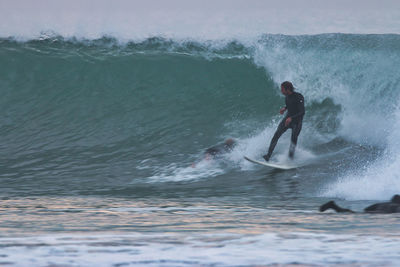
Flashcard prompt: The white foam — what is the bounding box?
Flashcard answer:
[227,120,316,170]
[145,159,225,183]
[2,232,400,266]
[322,107,400,200]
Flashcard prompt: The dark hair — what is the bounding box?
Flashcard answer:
[224,138,236,148]
[281,81,294,92]
[391,194,400,204]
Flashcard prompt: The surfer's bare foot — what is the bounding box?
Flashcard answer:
[262,154,270,162]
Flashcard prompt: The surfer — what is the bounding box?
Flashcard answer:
[204,138,236,160]
[319,195,400,214]
[263,81,305,161]
[191,138,236,167]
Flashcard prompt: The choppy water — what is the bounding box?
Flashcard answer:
[1,196,400,266]
[1,3,400,265]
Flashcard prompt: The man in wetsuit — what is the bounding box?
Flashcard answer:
[263,81,305,161]
[319,194,400,213]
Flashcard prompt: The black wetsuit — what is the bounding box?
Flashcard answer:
[319,195,400,214]
[265,92,305,160]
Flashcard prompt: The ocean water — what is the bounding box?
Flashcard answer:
[1,1,400,266]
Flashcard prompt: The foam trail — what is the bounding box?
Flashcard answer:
[146,160,225,183]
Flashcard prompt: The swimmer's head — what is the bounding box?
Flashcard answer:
[391,194,400,203]
[224,138,236,148]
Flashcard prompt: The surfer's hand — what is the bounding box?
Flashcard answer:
[285,117,292,126]
[279,107,286,114]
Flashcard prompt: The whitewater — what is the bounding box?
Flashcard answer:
[1,0,400,266]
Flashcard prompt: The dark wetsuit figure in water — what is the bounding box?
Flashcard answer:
[205,138,236,158]
[319,195,400,214]
[264,81,305,161]
[192,139,236,167]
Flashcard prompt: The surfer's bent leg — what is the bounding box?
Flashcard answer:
[264,119,288,161]
[289,120,302,159]
[319,201,355,213]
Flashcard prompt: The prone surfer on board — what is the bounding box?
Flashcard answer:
[192,139,236,167]
[263,81,305,162]
[204,138,236,160]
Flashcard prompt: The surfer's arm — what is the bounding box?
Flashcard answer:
[279,106,287,114]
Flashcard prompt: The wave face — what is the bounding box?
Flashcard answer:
[1,34,400,199]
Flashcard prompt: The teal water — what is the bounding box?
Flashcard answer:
[1,34,400,266]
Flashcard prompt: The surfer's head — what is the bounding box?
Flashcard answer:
[391,194,400,204]
[281,81,294,95]
[224,138,236,149]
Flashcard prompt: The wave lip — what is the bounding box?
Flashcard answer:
[1,0,400,42]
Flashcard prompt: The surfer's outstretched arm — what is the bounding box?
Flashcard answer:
[319,201,355,213]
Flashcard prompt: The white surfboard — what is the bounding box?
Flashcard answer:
[244,156,299,170]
